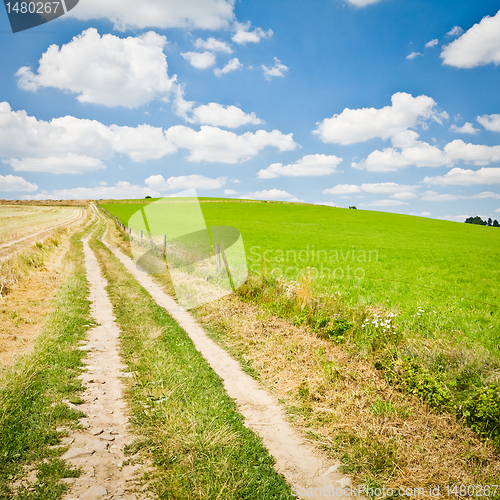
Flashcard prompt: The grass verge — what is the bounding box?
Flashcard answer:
[0,230,93,499]
[89,233,294,499]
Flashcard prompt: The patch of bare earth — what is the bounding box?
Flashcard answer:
[194,295,500,495]
[60,237,149,500]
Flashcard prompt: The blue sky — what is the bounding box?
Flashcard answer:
[1,0,500,222]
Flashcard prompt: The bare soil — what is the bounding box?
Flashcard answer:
[60,236,149,500]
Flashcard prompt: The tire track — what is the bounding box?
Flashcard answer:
[100,223,356,499]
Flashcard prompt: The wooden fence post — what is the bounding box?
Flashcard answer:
[215,244,221,274]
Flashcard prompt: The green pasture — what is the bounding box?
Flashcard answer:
[101,199,500,357]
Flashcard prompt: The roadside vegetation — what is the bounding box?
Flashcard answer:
[89,225,294,499]
[0,230,93,499]
[102,199,500,493]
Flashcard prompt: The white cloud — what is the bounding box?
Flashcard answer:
[190,102,261,127]
[392,191,417,200]
[245,189,294,200]
[214,58,243,76]
[359,199,408,207]
[181,51,216,69]
[0,102,294,169]
[450,122,479,134]
[444,140,500,165]
[360,182,419,194]
[315,202,338,207]
[145,174,226,191]
[224,189,237,195]
[323,182,419,197]
[4,155,106,174]
[66,0,235,31]
[323,184,361,195]
[421,191,461,202]
[165,125,297,163]
[0,102,175,165]
[262,58,289,80]
[426,39,439,48]
[352,133,451,172]
[22,181,160,200]
[447,26,464,37]
[314,92,446,145]
[441,11,500,68]
[257,154,342,179]
[345,0,383,6]
[17,29,175,108]
[423,167,500,186]
[232,22,272,45]
[420,190,500,201]
[194,37,232,53]
[495,208,500,213]
[0,174,38,192]
[406,51,422,60]
[477,114,500,132]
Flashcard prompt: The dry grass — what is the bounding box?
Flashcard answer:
[0,206,79,245]
[195,295,500,494]
[0,231,72,366]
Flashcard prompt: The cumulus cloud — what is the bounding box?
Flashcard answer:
[214,58,242,76]
[0,102,176,168]
[262,58,289,80]
[0,174,38,192]
[323,182,418,197]
[359,199,408,207]
[165,125,297,163]
[22,181,160,201]
[314,93,446,145]
[420,190,500,201]
[189,102,261,128]
[496,208,500,213]
[244,189,294,201]
[447,26,464,37]
[477,114,500,132]
[17,29,175,108]
[323,184,361,195]
[406,51,422,60]
[441,11,500,68]
[145,174,226,191]
[426,39,439,48]
[450,122,479,134]
[352,131,451,172]
[66,0,235,31]
[257,154,342,179]
[4,155,106,174]
[194,37,232,53]
[0,102,294,170]
[224,189,237,195]
[423,167,500,186]
[232,21,272,45]
[181,51,216,69]
[444,140,500,165]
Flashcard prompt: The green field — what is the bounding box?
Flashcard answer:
[102,198,500,357]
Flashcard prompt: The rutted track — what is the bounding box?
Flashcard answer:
[96,210,355,498]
